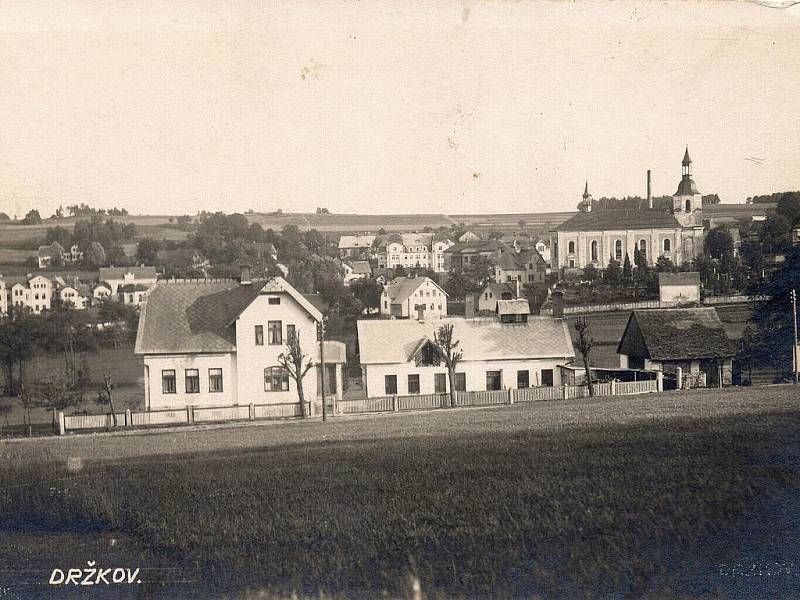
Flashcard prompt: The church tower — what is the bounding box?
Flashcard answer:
[582,180,592,212]
[672,147,702,227]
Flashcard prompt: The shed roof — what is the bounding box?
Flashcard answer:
[617,308,737,361]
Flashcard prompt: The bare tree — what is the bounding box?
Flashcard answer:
[35,377,82,432]
[95,374,117,427]
[573,317,595,396]
[278,332,314,417]
[433,323,463,408]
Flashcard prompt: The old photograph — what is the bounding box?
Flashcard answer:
[1,1,799,598]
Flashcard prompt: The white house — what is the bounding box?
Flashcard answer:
[658,272,700,305]
[375,233,453,272]
[92,282,113,304]
[380,277,448,319]
[357,315,575,398]
[9,274,53,314]
[98,266,158,295]
[135,275,346,411]
[118,284,151,306]
[37,242,64,269]
[342,260,372,286]
[59,284,89,309]
[477,282,516,314]
[338,235,376,258]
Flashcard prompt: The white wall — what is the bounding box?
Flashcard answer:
[144,353,237,409]
[234,290,320,405]
[659,283,700,304]
[363,358,565,398]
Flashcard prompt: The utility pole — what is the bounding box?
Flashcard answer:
[318,316,327,421]
[791,289,798,385]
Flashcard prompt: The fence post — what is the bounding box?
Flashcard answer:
[187,405,194,425]
[656,372,664,392]
[58,411,65,436]
[508,388,514,405]
[563,384,569,400]
[610,379,616,396]
[249,403,255,420]
[392,395,398,412]
[676,367,683,390]
[125,408,132,427]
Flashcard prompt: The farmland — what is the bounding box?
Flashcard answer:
[2,386,799,598]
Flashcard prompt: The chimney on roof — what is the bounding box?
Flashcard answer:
[240,264,252,285]
[647,170,652,209]
[514,278,521,298]
[417,304,425,322]
[552,290,564,319]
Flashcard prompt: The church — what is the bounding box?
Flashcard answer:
[551,149,706,271]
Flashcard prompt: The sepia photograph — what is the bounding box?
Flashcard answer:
[1,1,799,597]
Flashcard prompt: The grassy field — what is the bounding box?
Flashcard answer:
[1,386,799,598]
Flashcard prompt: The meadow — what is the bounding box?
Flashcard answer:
[2,386,799,598]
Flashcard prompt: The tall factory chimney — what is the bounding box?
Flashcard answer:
[647,170,652,209]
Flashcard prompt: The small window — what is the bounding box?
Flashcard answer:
[385,375,397,395]
[541,369,554,387]
[454,372,466,392]
[209,368,223,393]
[591,240,598,262]
[517,370,529,388]
[185,369,200,394]
[434,373,447,393]
[407,374,420,394]
[268,297,281,305]
[268,320,282,345]
[568,241,575,254]
[255,325,264,346]
[663,238,671,253]
[615,240,623,261]
[286,324,296,343]
[264,367,290,391]
[162,370,176,394]
[486,370,502,391]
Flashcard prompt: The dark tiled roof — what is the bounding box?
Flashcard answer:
[135,280,267,354]
[553,209,682,232]
[119,284,151,292]
[619,308,737,360]
[99,266,158,280]
[444,239,507,254]
[497,248,543,270]
[658,272,700,286]
[675,176,699,196]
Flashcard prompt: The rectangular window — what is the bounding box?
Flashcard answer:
[208,368,223,393]
[407,374,420,394]
[517,370,529,389]
[264,367,290,391]
[486,370,502,391]
[185,369,200,393]
[268,321,282,345]
[161,369,176,394]
[454,372,466,391]
[268,297,281,305]
[286,324,296,343]
[254,325,264,346]
[541,369,554,387]
[434,373,447,393]
[385,375,397,395]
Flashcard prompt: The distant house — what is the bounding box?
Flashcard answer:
[118,283,151,306]
[92,282,113,304]
[374,233,453,272]
[380,277,448,319]
[458,231,481,243]
[357,313,575,397]
[496,298,531,323]
[477,282,515,314]
[37,242,64,269]
[135,275,346,411]
[8,274,53,314]
[58,283,90,310]
[658,272,701,305]
[494,247,546,286]
[443,239,506,271]
[617,308,737,388]
[98,266,158,295]
[342,260,372,286]
[338,235,376,258]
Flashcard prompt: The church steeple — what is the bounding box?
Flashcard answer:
[582,180,590,200]
[582,180,592,212]
[682,146,692,177]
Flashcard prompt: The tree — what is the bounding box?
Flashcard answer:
[136,237,161,264]
[0,306,40,395]
[432,323,463,408]
[106,245,129,267]
[622,253,633,283]
[604,258,621,286]
[655,256,676,273]
[583,264,600,283]
[35,377,82,432]
[21,209,42,225]
[85,241,106,267]
[95,374,118,427]
[573,317,595,396]
[277,332,314,417]
[0,212,10,221]
[704,226,735,260]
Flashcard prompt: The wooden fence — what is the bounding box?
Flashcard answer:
[58,378,661,435]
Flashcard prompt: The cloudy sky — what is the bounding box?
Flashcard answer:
[1,1,799,217]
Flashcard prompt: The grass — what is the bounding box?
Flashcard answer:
[1,387,799,598]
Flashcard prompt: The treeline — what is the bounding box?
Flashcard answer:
[44,216,137,267]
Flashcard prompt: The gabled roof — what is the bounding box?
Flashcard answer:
[348,260,372,275]
[617,308,737,361]
[480,282,515,297]
[99,266,158,280]
[383,277,447,305]
[338,235,375,250]
[135,277,322,355]
[553,209,682,232]
[357,317,575,365]
[38,242,64,258]
[658,272,700,286]
[444,239,507,254]
[496,248,544,270]
[119,283,151,292]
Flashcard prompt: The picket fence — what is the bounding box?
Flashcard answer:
[59,378,660,435]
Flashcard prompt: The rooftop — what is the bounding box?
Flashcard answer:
[553,209,682,232]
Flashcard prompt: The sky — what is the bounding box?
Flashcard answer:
[1,1,799,218]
